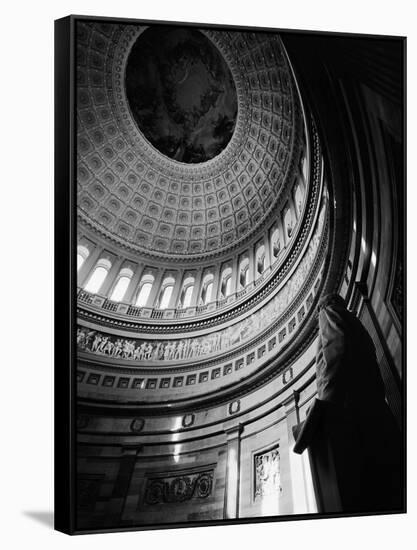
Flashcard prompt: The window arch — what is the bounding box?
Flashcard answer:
[77,245,90,272]
[295,183,304,217]
[135,273,155,307]
[301,153,308,181]
[284,207,294,240]
[110,267,133,302]
[220,266,232,298]
[239,257,250,288]
[158,276,175,309]
[256,244,266,276]
[178,275,195,309]
[271,227,281,259]
[200,273,214,305]
[84,258,112,294]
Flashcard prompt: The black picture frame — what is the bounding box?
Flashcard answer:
[55,14,406,535]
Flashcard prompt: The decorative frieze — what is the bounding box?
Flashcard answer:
[77,199,327,365]
[130,418,145,433]
[144,470,214,505]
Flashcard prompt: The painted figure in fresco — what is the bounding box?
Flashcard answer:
[103,338,114,355]
[145,343,153,360]
[163,341,173,360]
[98,336,109,353]
[77,328,86,347]
[91,334,102,352]
[133,345,142,361]
[137,343,146,360]
[113,339,123,358]
[152,342,163,360]
[77,200,328,366]
[182,339,190,359]
[84,330,95,349]
[174,340,184,360]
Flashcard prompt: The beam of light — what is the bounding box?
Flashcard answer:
[261,493,280,516]
[302,451,318,513]
[172,417,182,463]
[173,444,181,463]
[225,447,238,518]
[289,442,317,514]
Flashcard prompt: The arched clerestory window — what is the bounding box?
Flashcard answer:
[200,273,214,305]
[239,257,250,288]
[110,267,134,302]
[84,258,112,294]
[295,183,304,217]
[256,244,266,277]
[135,273,155,307]
[271,227,281,259]
[301,153,308,182]
[158,276,175,309]
[284,207,294,240]
[220,266,232,298]
[77,244,90,272]
[178,275,195,309]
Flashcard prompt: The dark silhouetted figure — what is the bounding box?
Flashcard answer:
[294,293,403,514]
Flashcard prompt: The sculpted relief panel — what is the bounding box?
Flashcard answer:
[254,446,281,500]
[77,201,326,363]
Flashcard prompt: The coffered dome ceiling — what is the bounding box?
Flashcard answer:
[77,24,303,260]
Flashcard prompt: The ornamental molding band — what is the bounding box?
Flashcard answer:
[130,417,145,433]
[77,198,327,365]
[76,119,322,332]
[254,445,281,501]
[76,22,303,260]
[144,469,214,505]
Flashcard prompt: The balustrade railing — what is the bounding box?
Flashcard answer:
[77,289,94,304]
[76,240,291,322]
[102,299,118,312]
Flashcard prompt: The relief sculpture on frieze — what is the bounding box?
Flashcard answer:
[77,199,327,364]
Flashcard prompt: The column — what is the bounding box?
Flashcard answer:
[146,270,164,308]
[77,245,103,287]
[123,263,145,304]
[190,269,203,307]
[224,424,243,519]
[264,232,271,271]
[282,209,290,247]
[100,256,124,297]
[248,246,256,284]
[289,193,297,224]
[230,257,239,296]
[353,282,402,427]
[283,391,317,515]
[299,172,306,195]
[168,270,184,309]
[110,445,142,525]
[211,264,222,303]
